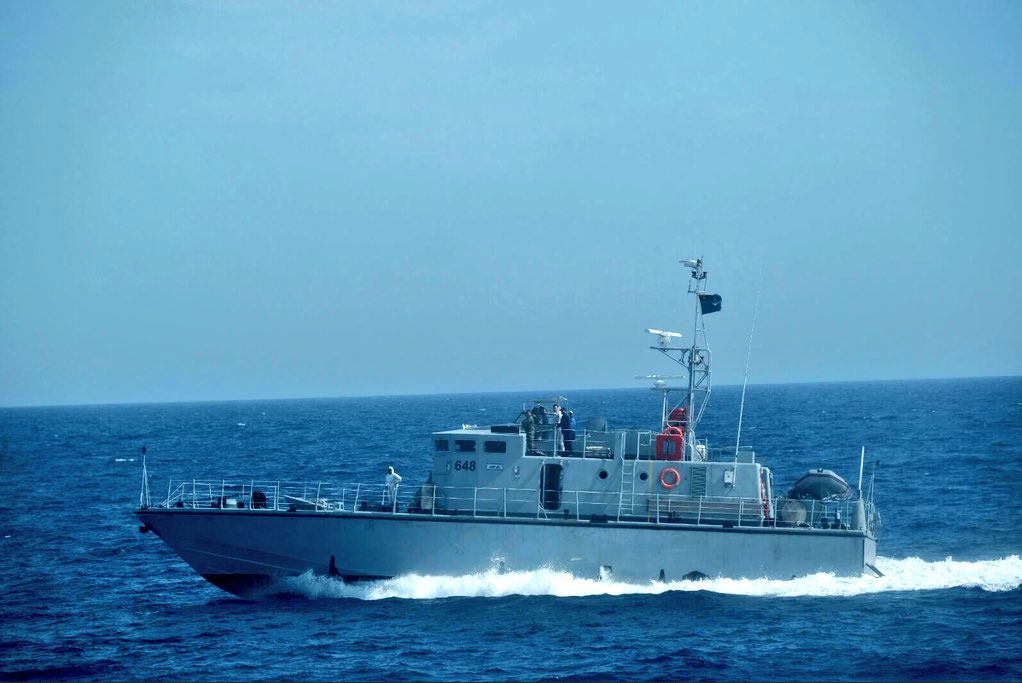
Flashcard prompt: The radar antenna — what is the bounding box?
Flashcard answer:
[644,329,684,347]
[636,374,686,428]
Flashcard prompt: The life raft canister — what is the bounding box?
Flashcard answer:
[667,406,687,428]
[655,425,684,461]
[659,466,681,489]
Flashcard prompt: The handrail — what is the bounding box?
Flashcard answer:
[527,426,616,458]
[152,477,871,533]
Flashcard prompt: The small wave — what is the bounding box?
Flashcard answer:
[273,555,1022,601]
[0,666,100,680]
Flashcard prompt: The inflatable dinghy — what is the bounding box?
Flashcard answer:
[789,468,852,501]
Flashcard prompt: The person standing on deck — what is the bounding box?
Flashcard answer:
[553,404,565,453]
[385,466,402,507]
[561,409,576,455]
[522,409,536,454]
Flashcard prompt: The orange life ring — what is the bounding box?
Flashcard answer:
[665,426,683,435]
[659,467,681,489]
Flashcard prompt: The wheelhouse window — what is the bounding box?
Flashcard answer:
[454,440,476,452]
[484,441,507,453]
[434,439,449,452]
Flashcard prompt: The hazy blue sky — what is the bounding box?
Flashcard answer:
[1,1,1020,407]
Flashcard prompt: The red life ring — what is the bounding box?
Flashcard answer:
[665,426,683,435]
[659,467,681,489]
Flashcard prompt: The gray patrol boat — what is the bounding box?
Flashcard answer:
[136,259,880,596]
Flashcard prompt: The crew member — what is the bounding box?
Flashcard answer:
[385,466,402,507]
[553,404,564,453]
[561,409,576,455]
[522,409,536,454]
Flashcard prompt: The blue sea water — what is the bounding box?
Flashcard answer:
[1,377,1021,682]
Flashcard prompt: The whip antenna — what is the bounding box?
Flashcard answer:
[734,270,763,457]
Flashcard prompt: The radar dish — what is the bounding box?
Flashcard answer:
[645,328,683,347]
[635,374,685,380]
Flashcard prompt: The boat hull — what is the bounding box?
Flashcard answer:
[138,509,876,597]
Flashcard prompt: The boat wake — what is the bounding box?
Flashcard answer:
[275,555,1022,601]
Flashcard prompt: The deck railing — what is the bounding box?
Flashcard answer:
[528,426,616,458]
[524,429,755,463]
[153,479,875,532]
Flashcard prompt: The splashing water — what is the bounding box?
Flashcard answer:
[275,555,1022,601]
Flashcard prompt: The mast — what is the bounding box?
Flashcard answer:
[644,259,718,459]
[682,258,711,451]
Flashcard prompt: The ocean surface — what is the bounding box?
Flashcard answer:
[1,377,1021,682]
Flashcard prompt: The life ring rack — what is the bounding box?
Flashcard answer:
[659,467,681,489]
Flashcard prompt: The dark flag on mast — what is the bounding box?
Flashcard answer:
[698,293,722,315]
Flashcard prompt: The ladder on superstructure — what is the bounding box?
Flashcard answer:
[618,458,636,521]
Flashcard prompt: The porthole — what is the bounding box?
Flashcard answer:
[639,472,648,481]
[599,470,608,479]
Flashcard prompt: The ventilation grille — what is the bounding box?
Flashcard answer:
[690,466,707,497]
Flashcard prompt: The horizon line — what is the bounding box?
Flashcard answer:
[1,373,1019,411]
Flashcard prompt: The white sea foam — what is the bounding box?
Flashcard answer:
[276,555,1022,601]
